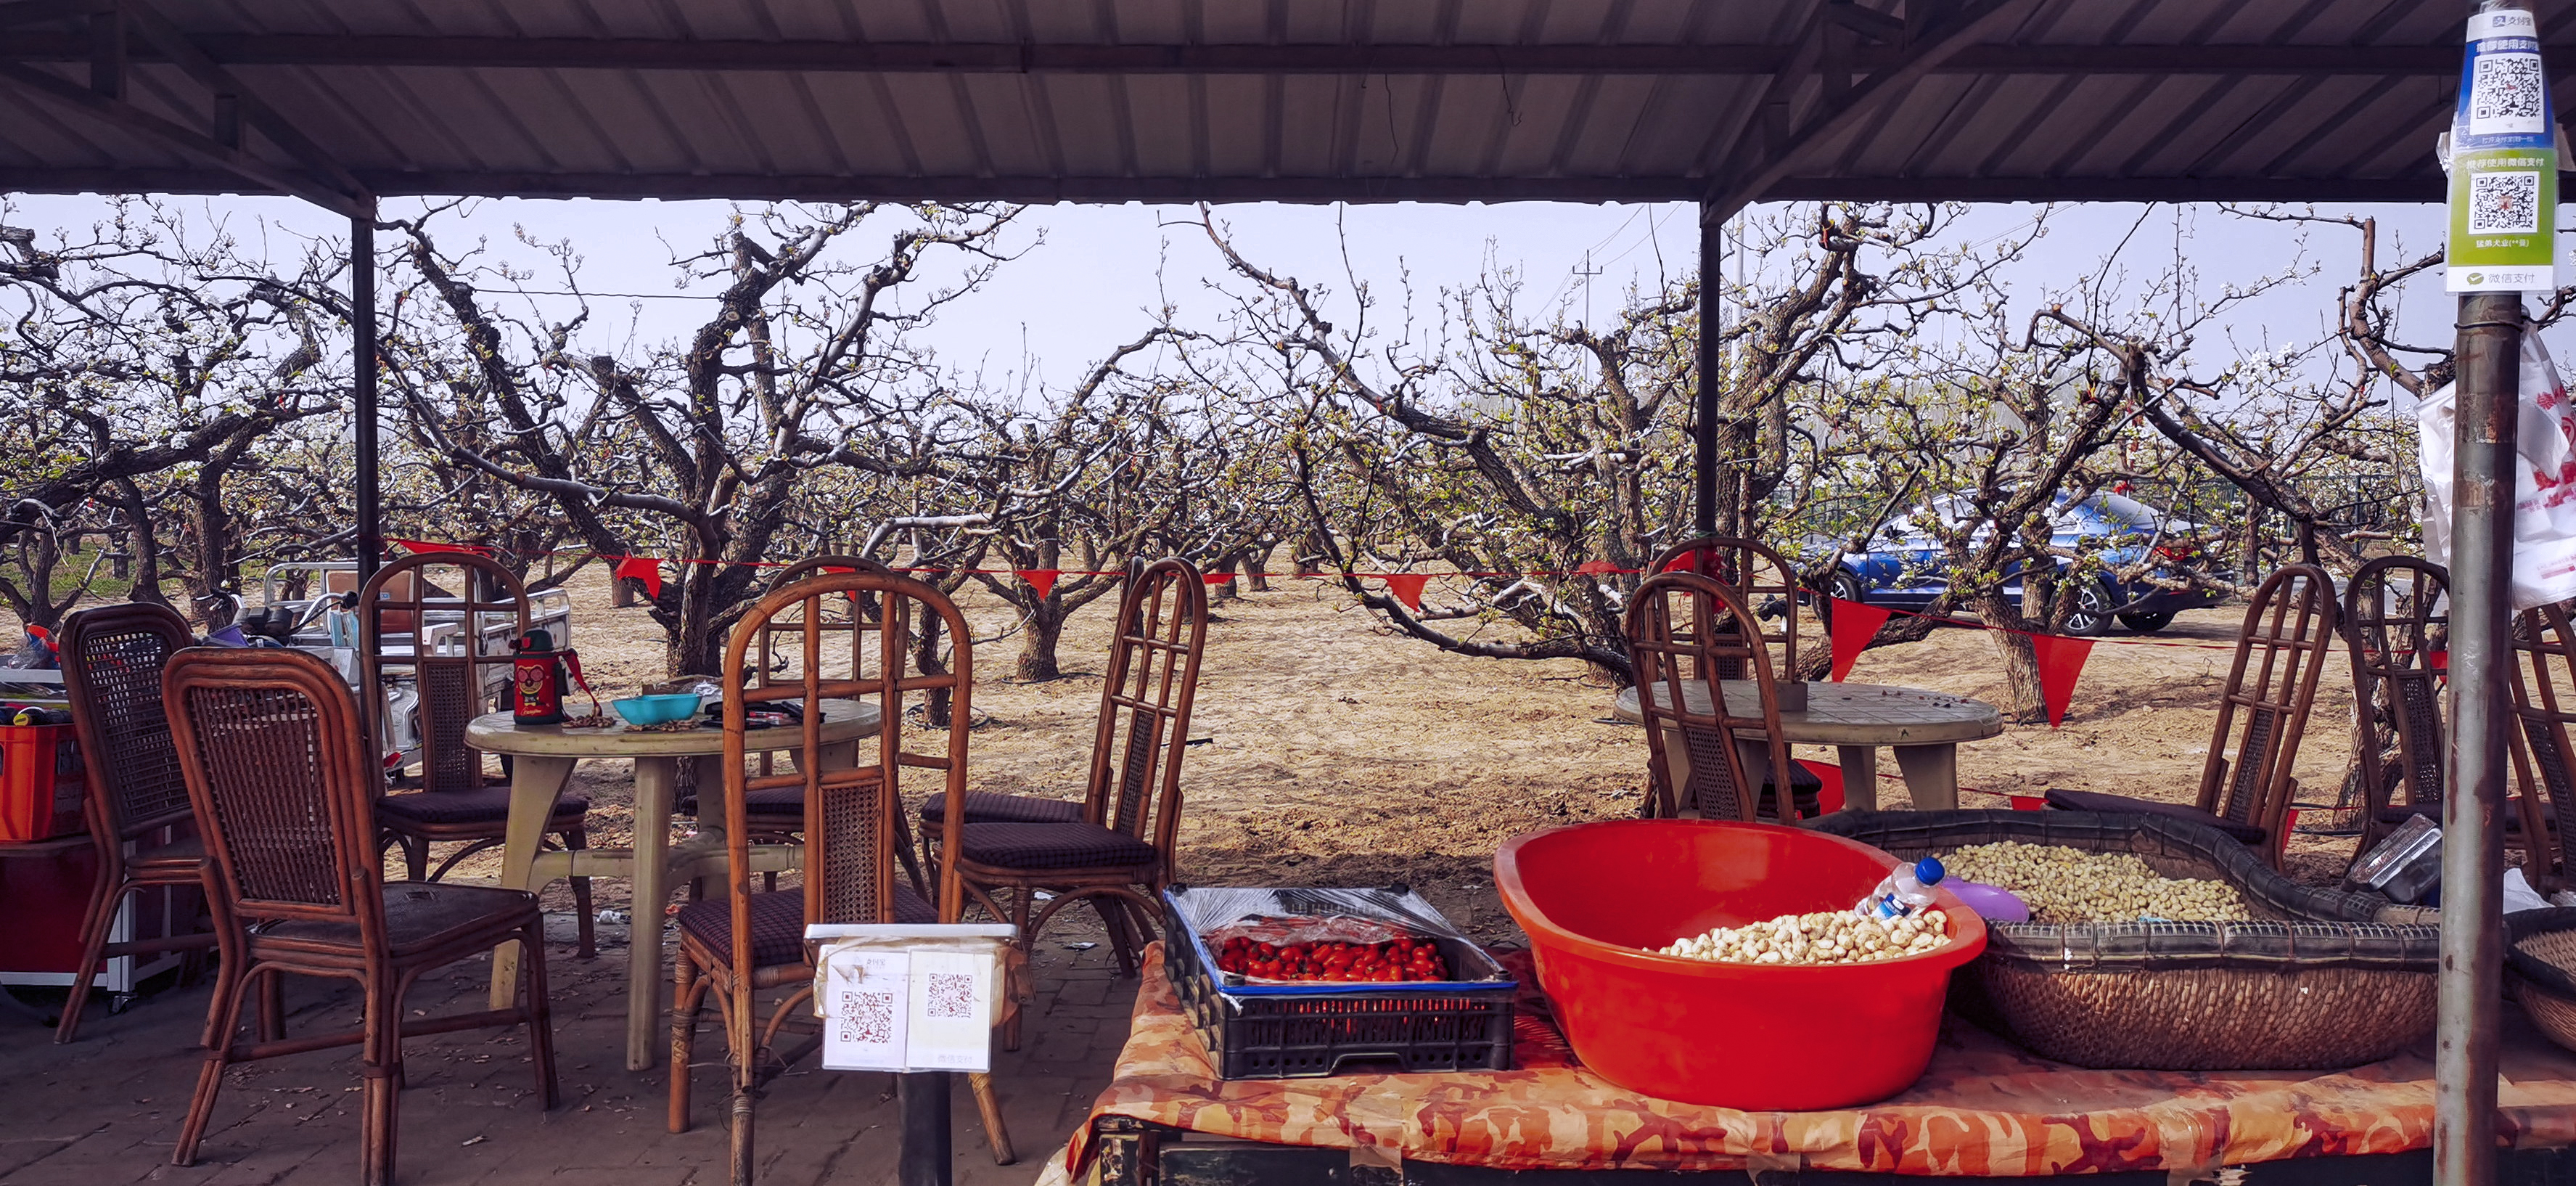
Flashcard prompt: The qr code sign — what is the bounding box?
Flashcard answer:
[837,989,897,1046]
[2473,54,2548,129]
[924,973,976,1019]
[2470,171,2543,234]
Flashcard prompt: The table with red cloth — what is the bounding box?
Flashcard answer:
[1054,945,2576,1180]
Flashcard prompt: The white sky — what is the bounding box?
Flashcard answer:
[2,192,2458,398]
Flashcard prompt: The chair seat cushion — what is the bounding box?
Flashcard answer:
[919,791,1086,827]
[2043,788,2270,843]
[266,883,538,956]
[377,787,591,827]
[955,822,1159,870]
[676,885,935,970]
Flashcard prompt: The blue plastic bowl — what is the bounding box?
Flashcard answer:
[610,692,702,727]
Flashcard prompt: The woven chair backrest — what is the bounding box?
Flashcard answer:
[1083,559,1210,868]
[1623,572,1797,824]
[60,602,198,841]
[2340,557,2449,817]
[756,555,892,689]
[2514,604,2576,883]
[359,553,531,793]
[1645,536,1805,677]
[720,572,975,971]
[2196,564,2337,838]
[163,647,381,936]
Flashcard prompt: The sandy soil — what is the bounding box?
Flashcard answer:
[15,569,2385,940]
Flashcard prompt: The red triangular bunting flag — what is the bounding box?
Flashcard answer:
[1660,552,1699,573]
[1575,558,1620,575]
[613,555,664,599]
[393,539,477,556]
[2029,633,2095,728]
[1383,573,1430,610]
[2429,649,2450,671]
[1017,569,1061,600]
[1826,598,1892,682]
[1204,572,1235,585]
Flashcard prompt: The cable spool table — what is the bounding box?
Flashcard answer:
[464,700,880,1070]
[1612,681,2001,811]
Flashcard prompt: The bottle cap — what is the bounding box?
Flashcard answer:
[1913,857,1945,886]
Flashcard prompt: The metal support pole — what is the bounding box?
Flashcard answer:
[898,1071,952,1186]
[350,213,380,581]
[2437,290,2520,1186]
[1694,203,1723,536]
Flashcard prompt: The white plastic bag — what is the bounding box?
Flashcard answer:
[2419,325,2576,609]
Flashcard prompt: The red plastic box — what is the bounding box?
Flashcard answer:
[0,722,88,842]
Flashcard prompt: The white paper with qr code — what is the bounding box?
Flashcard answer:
[905,950,995,1071]
[819,948,910,1071]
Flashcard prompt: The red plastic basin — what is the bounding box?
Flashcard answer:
[1494,819,1986,1109]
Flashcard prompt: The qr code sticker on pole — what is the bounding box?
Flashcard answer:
[2472,52,2550,136]
[2471,171,2545,234]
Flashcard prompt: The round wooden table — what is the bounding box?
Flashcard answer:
[1612,681,2001,811]
[464,700,880,1070]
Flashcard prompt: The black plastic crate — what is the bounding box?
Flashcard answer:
[1161,886,1516,1079]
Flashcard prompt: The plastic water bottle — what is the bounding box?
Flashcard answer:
[1856,857,1946,921]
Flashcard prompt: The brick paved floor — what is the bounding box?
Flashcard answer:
[0,913,1133,1186]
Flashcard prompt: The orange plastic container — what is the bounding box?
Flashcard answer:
[0,722,88,842]
[1494,819,1985,1109]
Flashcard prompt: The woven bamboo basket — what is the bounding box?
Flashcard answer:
[2509,909,2576,1054]
[1811,811,2442,1071]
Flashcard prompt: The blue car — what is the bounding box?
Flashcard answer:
[1818,493,2224,635]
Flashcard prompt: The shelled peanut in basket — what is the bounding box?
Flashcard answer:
[1939,841,2249,923]
[1657,909,1951,966]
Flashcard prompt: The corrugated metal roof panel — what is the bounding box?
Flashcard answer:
[0,0,2500,208]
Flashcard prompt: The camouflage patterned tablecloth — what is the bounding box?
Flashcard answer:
[1064,946,2576,1177]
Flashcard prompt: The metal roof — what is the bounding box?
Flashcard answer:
[0,1,2542,217]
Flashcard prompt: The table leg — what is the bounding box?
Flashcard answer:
[625,754,680,1071]
[1837,745,1879,811]
[1892,744,1961,811]
[490,755,578,1010]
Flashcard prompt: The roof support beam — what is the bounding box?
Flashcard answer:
[0,60,366,216]
[1702,0,2049,222]
[0,164,2448,206]
[0,33,2535,77]
[115,0,369,200]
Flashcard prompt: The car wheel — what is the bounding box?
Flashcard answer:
[2060,578,2116,637]
[1816,571,1867,630]
[2117,610,2175,633]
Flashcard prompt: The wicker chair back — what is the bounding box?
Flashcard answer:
[2513,603,2576,888]
[2340,557,2450,849]
[1082,559,1210,874]
[358,553,532,791]
[163,647,382,932]
[2195,564,2337,854]
[1645,536,1807,677]
[60,602,198,840]
[1623,571,1797,823]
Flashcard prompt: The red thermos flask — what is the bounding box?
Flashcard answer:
[511,629,575,725]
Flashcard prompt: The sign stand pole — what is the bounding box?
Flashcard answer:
[898,1071,953,1186]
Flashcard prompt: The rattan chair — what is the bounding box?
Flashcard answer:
[668,571,1010,1181]
[52,602,224,1043]
[1623,571,1799,824]
[2509,604,2576,891]
[939,559,1209,1002]
[2046,564,2338,867]
[360,553,592,957]
[163,647,556,1186]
